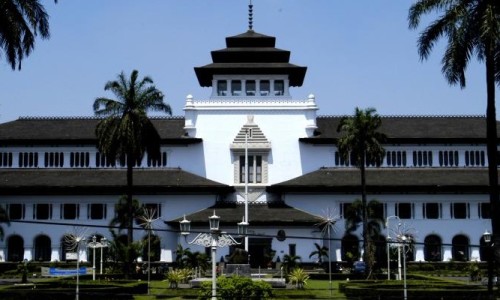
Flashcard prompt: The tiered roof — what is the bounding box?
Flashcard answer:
[194,30,307,87]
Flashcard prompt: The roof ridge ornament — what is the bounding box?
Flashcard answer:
[248,0,253,31]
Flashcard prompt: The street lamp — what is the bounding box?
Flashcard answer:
[483,230,493,297]
[88,235,97,281]
[386,215,400,280]
[400,235,408,300]
[88,236,110,280]
[180,211,247,300]
[99,238,109,275]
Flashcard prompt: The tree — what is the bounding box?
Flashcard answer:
[282,254,301,274]
[337,107,386,275]
[0,0,57,70]
[308,242,329,265]
[344,199,386,275]
[93,70,171,274]
[408,0,500,254]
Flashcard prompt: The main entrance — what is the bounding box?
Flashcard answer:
[248,238,273,268]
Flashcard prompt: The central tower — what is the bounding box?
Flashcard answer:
[183,7,318,199]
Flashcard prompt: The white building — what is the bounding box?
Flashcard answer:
[0,24,496,268]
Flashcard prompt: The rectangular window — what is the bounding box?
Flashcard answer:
[479,203,491,219]
[396,203,412,219]
[89,204,106,220]
[231,80,242,96]
[61,204,79,220]
[274,80,284,96]
[371,202,385,219]
[70,152,90,168]
[289,244,296,257]
[412,151,433,167]
[147,151,167,167]
[18,152,39,168]
[260,80,270,96]
[246,80,256,96]
[423,203,441,219]
[0,152,13,167]
[44,152,64,167]
[217,81,227,96]
[451,203,469,219]
[240,155,262,183]
[33,204,52,220]
[143,203,161,218]
[8,204,24,220]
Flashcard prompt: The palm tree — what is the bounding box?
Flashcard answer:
[175,244,190,268]
[94,70,171,273]
[408,0,500,245]
[0,0,56,70]
[337,107,386,274]
[282,254,302,274]
[309,242,329,266]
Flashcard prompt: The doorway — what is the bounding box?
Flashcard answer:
[248,238,273,268]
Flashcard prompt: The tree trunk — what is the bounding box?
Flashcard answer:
[484,38,500,266]
[360,152,372,277]
[126,152,135,278]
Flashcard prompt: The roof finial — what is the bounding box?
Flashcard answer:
[248,0,253,31]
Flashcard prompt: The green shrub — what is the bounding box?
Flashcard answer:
[198,276,272,300]
[288,268,309,289]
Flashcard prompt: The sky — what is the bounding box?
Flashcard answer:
[0,0,497,123]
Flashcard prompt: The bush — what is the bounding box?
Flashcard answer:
[288,268,309,289]
[199,276,272,300]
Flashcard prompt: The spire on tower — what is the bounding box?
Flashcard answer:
[248,0,253,31]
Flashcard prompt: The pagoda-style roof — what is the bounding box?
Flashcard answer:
[0,168,233,195]
[267,167,497,194]
[0,117,201,145]
[300,115,500,144]
[195,30,307,87]
[166,202,322,226]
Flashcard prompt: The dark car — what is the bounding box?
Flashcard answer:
[352,261,366,274]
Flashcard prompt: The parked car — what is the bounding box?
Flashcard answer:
[352,261,366,274]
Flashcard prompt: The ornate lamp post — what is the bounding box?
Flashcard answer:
[399,235,408,300]
[386,215,400,280]
[483,230,494,298]
[138,208,159,295]
[87,236,110,280]
[99,237,109,275]
[180,211,248,300]
[87,235,98,281]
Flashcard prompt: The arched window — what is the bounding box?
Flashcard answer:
[142,234,161,262]
[452,235,469,261]
[480,236,491,262]
[424,235,442,261]
[34,235,51,261]
[7,235,24,262]
[341,234,360,262]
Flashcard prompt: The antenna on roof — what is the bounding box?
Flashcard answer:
[248,0,253,31]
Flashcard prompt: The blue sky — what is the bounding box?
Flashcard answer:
[0,0,496,122]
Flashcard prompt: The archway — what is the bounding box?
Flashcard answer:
[452,234,469,261]
[34,235,51,261]
[341,234,360,262]
[7,235,24,262]
[424,234,442,261]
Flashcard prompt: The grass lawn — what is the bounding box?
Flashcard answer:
[133,279,348,299]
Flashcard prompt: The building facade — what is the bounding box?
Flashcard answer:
[0,25,497,268]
